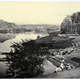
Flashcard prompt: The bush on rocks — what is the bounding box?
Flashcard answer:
[5,40,47,78]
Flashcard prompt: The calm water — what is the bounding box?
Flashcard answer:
[0,31,49,52]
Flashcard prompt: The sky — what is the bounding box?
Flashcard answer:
[0,2,80,25]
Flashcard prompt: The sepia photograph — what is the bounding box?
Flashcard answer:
[0,1,80,78]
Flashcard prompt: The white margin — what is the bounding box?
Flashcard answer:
[0,0,80,1]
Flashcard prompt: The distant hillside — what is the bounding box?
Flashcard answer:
[0,20,15,28]
[0,20,60,34]
[60,12,80,34]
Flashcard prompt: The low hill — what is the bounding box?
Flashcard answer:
[0,20,60,34]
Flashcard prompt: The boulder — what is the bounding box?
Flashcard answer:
[42,60,56,75]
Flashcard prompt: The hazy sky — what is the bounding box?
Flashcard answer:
[0,2,80,25]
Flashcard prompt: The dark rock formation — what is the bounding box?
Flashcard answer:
[60,12,80,34]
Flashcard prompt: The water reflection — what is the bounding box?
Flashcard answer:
[0,32,49,52]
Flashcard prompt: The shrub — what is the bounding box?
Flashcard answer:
[5,40,47,78]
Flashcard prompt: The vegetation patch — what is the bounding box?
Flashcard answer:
[4,40,48,78]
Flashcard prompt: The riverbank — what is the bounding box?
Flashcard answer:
[0,32,80,78]
[35,47,80,78]
[35,67,80,78]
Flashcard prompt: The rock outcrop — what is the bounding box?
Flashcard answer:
[61,12,80,34]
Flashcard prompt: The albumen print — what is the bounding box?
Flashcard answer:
[0,1,80,78]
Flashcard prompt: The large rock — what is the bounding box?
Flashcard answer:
[60,12,80,34]
[42,60,56,75]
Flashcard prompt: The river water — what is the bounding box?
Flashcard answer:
[0,31,49,53]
